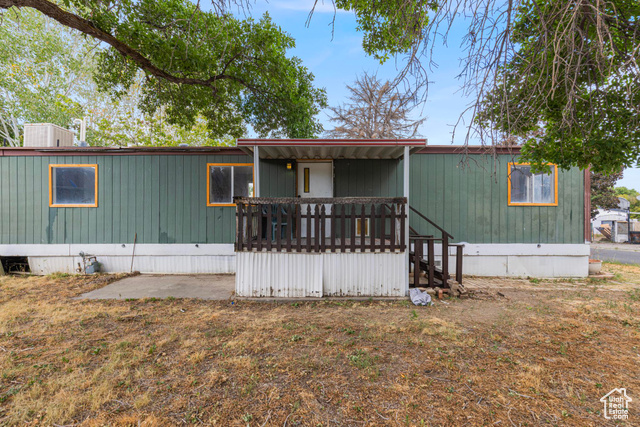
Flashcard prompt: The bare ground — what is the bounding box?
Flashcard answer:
[0,264,639,426]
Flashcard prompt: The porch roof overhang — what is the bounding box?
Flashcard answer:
[236,138,427,160]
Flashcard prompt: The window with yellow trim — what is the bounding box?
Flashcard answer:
[207,164,254,205]
[49,164,98,207]
[508,163,557,206]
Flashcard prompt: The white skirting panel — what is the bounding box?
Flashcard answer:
[419,243,590,278]
[7,243,590,278]
[28,255,236,275]
[322,252,405,297]
[28,257,77,275]
[0,244,236,275]
[235,251,406,298]
[236,252,323,298]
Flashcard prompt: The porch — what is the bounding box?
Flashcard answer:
[234,138,464,297]
[234,197,408,297]
[234,197,464,298]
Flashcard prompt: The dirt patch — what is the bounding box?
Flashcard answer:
[0,265,639,425]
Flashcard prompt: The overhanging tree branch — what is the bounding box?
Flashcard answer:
[0,0,328,139]
[0,0,239,88]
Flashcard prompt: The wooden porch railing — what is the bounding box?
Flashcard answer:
[410,236,464,287]
[235,197,407,253]
[409,205,464,288]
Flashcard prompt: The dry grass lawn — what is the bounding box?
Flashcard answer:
[1,264,639,426]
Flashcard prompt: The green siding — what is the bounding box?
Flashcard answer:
[334,159,402,197]
[0,152,584,245]
[409,154,585,244]
[0,154,251,244]
[260,160,296,197]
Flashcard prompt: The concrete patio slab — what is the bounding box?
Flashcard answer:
[79,274,235,300]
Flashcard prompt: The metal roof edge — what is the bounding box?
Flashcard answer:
[236,138,427,146]
[0,146,246,156]
[414,145,522,154]
[0,144,521,156]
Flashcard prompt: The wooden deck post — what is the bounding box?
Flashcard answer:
[380,205,386,252]
[320,205,326,251]
[442,234,449,284]
[340,204,346,252]
[456,244,463,285]
[314,205,320,252]
[331,205,337,252]
[389,206,396,251]
[427,238,435,287]
[286,204,293,252]
[369,204,375,252]
[413,238,422,288]
[257,205,263,251]
[306,205,312,252]
[237,202,244,251]
[266,204,272,251]
[276,206,282,251]
[350,205,356,252]
[296,205,301,252]
[246,204,253,251]
[360,205,366,252]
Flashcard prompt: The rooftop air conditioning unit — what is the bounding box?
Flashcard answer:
[23,123,75,147]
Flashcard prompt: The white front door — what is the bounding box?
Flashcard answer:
[298,161,333,238]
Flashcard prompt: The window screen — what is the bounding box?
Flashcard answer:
[509,164,556,205]
[208,165,254,204]
[51,165,97,206]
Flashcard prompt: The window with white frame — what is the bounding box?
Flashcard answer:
[508,163,557,206]
[207,164,254,205]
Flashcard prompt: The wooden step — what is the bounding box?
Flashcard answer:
[408,274,445,287]
[408,251,447,281]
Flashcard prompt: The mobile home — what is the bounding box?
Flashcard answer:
[0,140,590,297]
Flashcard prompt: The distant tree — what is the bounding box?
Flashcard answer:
[0,9,241,146]
[0,8,88,146]
[616,186,640,199]
[615,186,640,219]
[327,73,425,139]
[6,0,640,165]
[331,1,640,172]
[467,1,640,173]
[86,74,237,147]
[591,171,623,218]
[0,0,327,139]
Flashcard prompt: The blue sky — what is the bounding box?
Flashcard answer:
[243,1,639,191]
